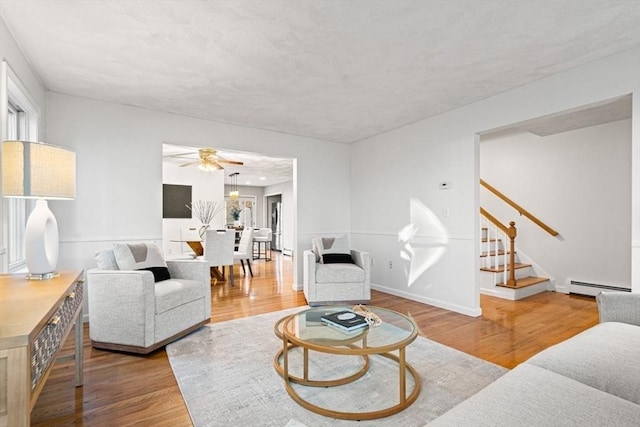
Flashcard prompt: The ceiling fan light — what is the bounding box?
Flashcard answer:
[199,160,220,172]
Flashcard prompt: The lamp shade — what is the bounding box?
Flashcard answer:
[2,140,76,200]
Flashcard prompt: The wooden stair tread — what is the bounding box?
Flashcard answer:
[497,276,548,289]
[481,238,502,243]
[480,263,530,273]
[480,250,514,257]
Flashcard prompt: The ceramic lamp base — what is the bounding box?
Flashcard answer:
[25,199,60,279]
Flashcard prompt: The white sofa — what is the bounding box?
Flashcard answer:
[87,251,211,354]
[430,292,640,426]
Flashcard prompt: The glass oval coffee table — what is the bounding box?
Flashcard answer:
[273,306,421,420]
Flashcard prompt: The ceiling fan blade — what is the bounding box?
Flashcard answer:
[164,152,197,159]
[179,160,200,167]
[217,159,244,166]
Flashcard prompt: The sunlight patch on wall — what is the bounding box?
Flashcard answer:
[398,198,449,286]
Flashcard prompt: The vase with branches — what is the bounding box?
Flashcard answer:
[186,200,222,239]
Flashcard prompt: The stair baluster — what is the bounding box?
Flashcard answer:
[480,207,516,288]
[507,221,517,287]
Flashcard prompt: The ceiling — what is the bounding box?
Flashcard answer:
[513,94,633,137]
[1,1,638,144]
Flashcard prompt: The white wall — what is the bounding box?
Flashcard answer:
[351,47,640,316]
[0,16,46,272]
[47,93,351,296]
[162,160,225,257]
[481,119,632,291]
[265,181,294,253]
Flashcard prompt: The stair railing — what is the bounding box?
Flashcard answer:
[480,207,517,287]
[480,179,559,237]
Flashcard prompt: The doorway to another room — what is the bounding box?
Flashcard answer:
[161,143,296,288]
[266,194,282,253]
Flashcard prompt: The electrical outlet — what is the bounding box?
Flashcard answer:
[388,260,393,269]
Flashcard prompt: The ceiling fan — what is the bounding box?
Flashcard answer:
[166,148,244,172]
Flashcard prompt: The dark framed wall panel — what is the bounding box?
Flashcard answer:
[163,184,192,218]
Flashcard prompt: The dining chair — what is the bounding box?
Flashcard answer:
[233,227,254,277]
[201,229,235,286]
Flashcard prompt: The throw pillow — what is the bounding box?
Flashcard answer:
[113,242,170,282]
[322,253,354,264]
[314,235,351,263]
[95,249,119,270]
[311,237,323,262]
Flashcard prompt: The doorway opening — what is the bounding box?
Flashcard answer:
[265,194,283,253]
[476,94,633,300]
[161,143,296,263]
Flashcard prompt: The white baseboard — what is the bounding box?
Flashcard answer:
[371,283,482,317]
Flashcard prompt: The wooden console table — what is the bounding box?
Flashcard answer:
[0,270,84,426]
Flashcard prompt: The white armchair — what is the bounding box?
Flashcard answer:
[303,238,371,306]
[87,245,211,354]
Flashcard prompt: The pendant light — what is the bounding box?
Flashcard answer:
[229,172,239,199]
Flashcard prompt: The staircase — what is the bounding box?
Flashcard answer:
[479,179,558,301]
[479,227,550,300]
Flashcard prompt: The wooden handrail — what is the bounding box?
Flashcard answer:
[480,207,510,236]
[480,179,559,237]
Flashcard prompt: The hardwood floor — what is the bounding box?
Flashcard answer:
[31,252,598,425]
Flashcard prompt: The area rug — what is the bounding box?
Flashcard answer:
[166,307,507,426]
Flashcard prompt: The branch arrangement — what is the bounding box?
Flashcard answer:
[186,200,222,224]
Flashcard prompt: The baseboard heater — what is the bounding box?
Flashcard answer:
[569,280,631,297]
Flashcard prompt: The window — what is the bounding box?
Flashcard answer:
[4,75,37,272]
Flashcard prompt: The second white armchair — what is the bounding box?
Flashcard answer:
[303,236,371,306]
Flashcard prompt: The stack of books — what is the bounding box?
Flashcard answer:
[321,310,369,333]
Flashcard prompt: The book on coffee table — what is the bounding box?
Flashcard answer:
[321,310,369,332]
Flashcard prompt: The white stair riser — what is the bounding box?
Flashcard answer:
[480,280,550,300]
[479,266,533,287]
[480,253,521,269]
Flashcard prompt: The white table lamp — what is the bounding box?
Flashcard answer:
[2,141,76,279]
